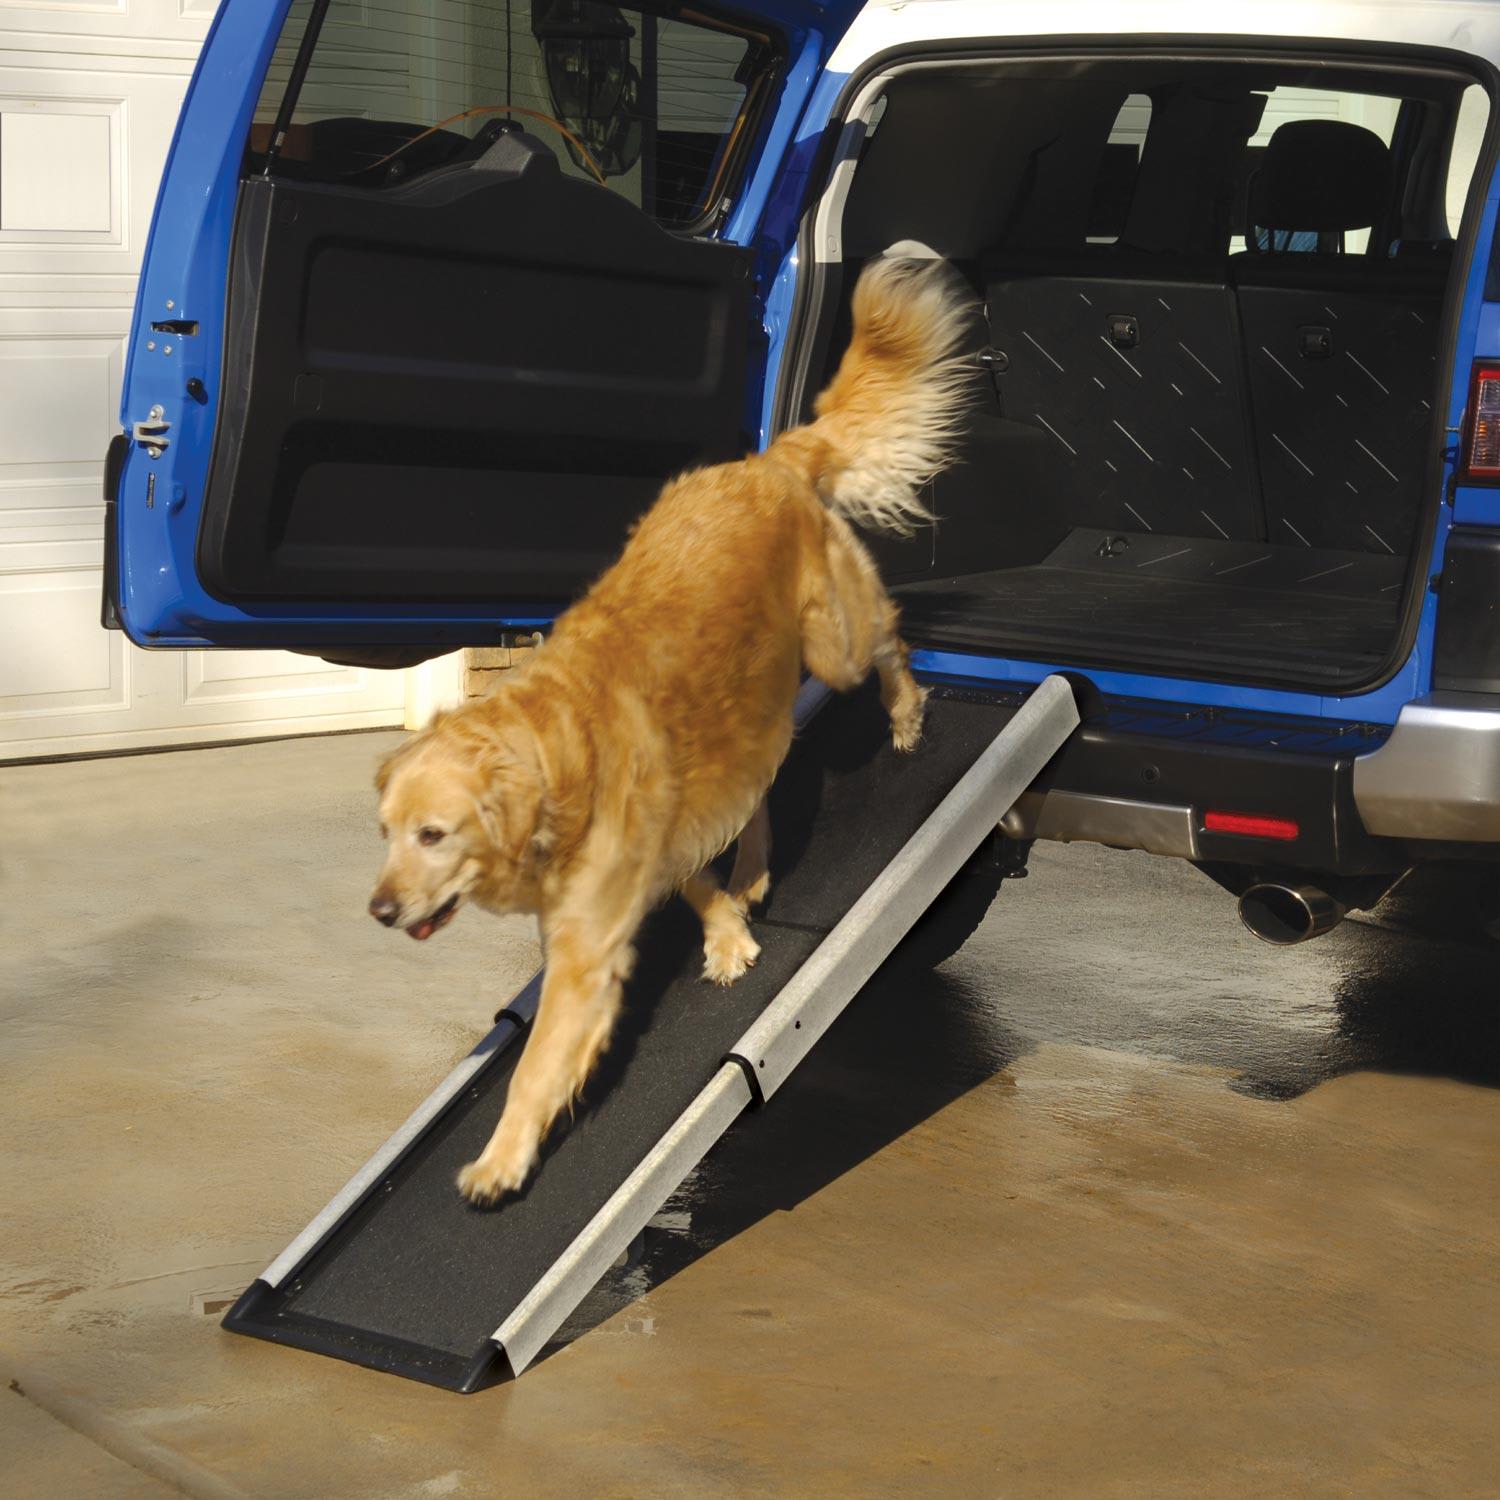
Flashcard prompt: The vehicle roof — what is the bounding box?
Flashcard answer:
[828,0,1500,73]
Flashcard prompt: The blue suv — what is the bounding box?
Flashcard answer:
[107,0,1500,942]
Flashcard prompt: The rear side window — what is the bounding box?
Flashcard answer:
[248,0,777,230]
[1088,93,1151,242]
[1447,83,1489,236]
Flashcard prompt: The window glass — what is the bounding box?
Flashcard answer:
[1447,83,1489,237]
[249,0,770,229]
[1087,93,1151,243]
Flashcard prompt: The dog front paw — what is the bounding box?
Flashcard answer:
[702,922,761,986]
[457,1147,536,1206]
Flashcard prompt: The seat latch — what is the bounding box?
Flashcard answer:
[1298,325,1333,360]
[1107,314,1139,349]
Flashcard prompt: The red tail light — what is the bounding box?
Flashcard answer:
[1203,811,1299,841]
[1462,362,1500,481]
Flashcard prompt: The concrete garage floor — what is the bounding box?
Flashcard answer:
[2,729,1498,1499]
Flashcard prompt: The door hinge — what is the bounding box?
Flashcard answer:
[133,405,170,458]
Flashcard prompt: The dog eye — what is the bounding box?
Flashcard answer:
[418,826,446,846]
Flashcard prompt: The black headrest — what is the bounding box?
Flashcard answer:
[1249,119,1393,233]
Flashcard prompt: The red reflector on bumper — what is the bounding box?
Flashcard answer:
[1204,811,1300,840]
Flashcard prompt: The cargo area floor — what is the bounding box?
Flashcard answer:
[894,529,1406,684]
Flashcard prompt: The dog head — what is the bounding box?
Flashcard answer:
[369,706,551,939]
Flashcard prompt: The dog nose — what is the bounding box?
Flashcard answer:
[369,893,400,927]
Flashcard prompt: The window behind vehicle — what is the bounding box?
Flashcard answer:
[248,0,776,230]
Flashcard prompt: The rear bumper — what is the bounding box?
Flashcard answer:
[968,681,1500,867]
[1351,692,1500,841]
[928,680,1403,875]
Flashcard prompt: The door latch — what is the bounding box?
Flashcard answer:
[133,405,170,458]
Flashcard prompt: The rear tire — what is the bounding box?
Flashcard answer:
[888,831,1010,973]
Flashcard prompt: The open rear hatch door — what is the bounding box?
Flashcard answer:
[109,0,866,651]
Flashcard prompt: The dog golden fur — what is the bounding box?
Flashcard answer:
[369,257,972,1204]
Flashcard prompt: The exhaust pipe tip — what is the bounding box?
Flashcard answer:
[1238,883,1346,945]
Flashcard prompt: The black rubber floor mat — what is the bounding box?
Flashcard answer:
[896,530,1405,685]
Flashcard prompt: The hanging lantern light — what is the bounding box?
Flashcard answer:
[531,0,642,178]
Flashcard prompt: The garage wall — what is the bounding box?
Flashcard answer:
[0,1,406,761]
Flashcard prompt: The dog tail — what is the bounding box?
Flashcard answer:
[775,255,974,536]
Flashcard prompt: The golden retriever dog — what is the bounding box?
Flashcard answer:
[369,256,972,1204]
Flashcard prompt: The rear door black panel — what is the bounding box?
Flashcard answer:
[198,140,754,604]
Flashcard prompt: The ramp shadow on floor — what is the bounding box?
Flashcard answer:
[546,951,1035,1362]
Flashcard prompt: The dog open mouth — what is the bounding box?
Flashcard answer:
[408,893,460,942]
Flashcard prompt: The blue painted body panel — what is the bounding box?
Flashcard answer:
[116,11,1500,735]
[1454,486,1500,523]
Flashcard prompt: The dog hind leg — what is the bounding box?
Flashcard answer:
[728,797,771,909]
[874,619,927,753]
[682,870,761,986]
[801,519,926,750]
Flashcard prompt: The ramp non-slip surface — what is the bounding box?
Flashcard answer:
[225,682,1026,1389]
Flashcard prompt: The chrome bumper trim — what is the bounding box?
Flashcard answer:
[1000,789,1199,859]
[1353,692,1500,841]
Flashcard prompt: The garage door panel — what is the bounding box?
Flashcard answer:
[0,103,121,241]
[0,570,128,715]
[0,333,124,478]
[181,652,401,715]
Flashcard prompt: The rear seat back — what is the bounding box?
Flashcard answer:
[983,119,1449,559]
[1230,119,1446,556]
[983,255,1263,542]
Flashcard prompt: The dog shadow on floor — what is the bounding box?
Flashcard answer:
[540,950,1033,1363]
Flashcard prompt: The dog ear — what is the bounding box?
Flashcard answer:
[375,708,460,792]
[528,803,556,865]
[474,719,553,865]
[470,788,505,848]
[375,734,424,794]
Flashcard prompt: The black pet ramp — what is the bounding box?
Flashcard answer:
[223,675,1080,1390]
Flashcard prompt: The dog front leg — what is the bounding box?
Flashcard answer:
[457,935,632,1205]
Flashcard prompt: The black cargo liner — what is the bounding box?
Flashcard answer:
[896,529,1406,683]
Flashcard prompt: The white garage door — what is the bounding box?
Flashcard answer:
[0,1,405,760]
